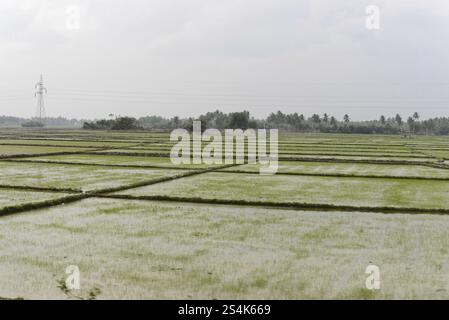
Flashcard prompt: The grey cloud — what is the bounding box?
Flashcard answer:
[1,0,449,120]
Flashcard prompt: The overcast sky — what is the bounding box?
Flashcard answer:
[1,0,449,120]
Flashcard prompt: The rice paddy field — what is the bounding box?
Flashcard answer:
[1,128,449,299]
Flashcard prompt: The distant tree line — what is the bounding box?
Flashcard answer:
[83,111,257,131]
[3,111,449,134]
[0,116,83,128]
[82,110,449,135]
[83,116,143,130]
[262,111,449,135]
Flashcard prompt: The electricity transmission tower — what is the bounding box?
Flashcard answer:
[34,74,47,121]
